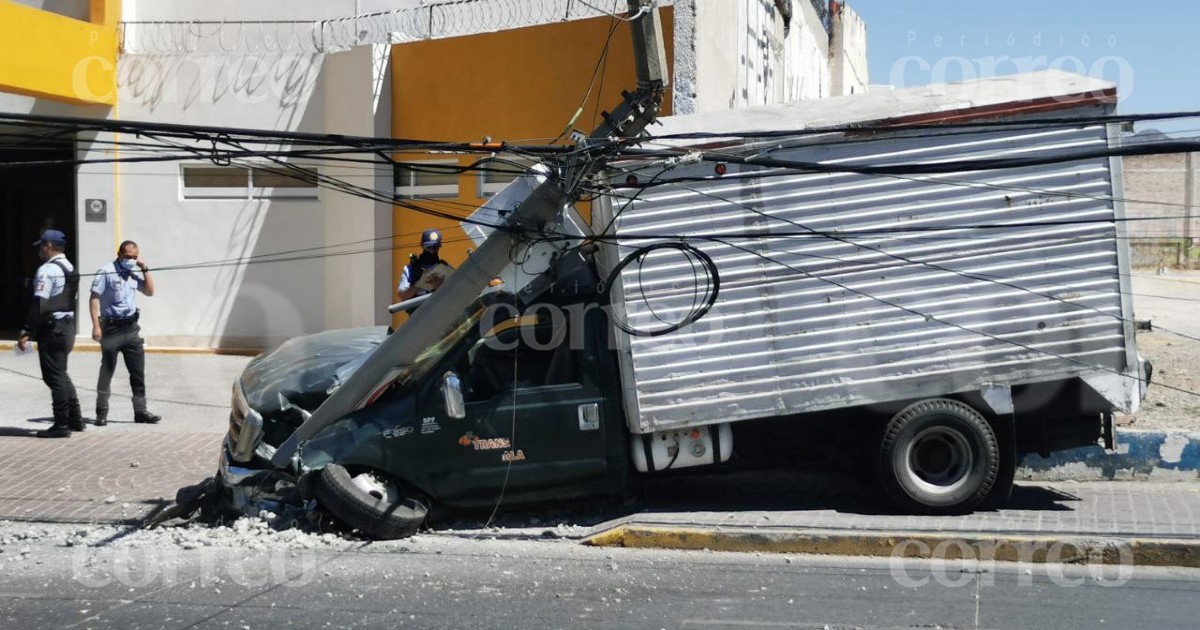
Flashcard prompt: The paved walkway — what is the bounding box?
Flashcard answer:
[628,479,1200,539]
[0,432,222,523]
[0,350,241,523]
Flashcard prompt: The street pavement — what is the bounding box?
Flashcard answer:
[0,531,1197,629]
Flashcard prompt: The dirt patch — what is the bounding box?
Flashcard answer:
[1118,332,1200,432]
[1121,270,1200,433]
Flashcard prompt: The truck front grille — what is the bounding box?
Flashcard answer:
[228,382,263,463]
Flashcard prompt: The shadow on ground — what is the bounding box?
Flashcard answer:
[426,469,1081,535]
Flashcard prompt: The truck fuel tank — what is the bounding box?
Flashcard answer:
[631,423,733,472]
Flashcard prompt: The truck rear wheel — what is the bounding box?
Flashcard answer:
[315,464,428,540]
[878,399,999,514]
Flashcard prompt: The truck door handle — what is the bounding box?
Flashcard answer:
[578,403,600,431]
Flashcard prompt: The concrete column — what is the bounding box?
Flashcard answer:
[1186,152,1195,244]
[322,46,384,330]
[371,43,395,326]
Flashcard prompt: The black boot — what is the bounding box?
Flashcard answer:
[134,411,161,424]
[38,416,71,438]
[68,407,86,432]
[132,396,159,424]
[94,412,107,427]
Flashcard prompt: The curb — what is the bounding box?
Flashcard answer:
[1019,430,1200,481]
[583,525,1200,568]
[0,341,261,357]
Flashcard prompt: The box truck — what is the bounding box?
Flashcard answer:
[215,71,1149,538]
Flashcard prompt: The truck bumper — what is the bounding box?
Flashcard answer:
[216,438,299,515]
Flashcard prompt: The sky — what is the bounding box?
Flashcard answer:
[846,0,1200,135]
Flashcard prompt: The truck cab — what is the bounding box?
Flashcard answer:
[220,270,633,537]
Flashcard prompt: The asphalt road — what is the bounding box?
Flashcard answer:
[1,530,1197,629]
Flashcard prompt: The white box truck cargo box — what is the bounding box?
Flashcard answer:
[599,71,1141,435]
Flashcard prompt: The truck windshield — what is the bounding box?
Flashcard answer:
[405,293,510,384]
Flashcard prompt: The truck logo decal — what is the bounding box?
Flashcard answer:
[382,425,413,439]
[421,417,441,435]
[458,432,512,451]
[501,449,526,462]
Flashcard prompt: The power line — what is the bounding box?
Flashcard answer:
[633,110,1200,142]
[708,238,1200,400]
[550,14,621,145]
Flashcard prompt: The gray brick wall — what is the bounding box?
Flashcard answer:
[1122,153,1198,240]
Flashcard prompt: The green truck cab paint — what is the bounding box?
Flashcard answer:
[411,303,627,509]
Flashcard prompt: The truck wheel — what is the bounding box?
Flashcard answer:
[315,464,428,540]
[878,399,999,514]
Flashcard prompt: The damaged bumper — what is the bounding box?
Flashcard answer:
[216,438,302,516]
[218,439,276,487]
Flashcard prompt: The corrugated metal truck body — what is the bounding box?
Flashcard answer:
[604,123,1141,435]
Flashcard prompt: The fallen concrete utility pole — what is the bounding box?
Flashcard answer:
[272,0,667,467]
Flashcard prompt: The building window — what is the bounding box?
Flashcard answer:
[181,164,319,200]
[394,161,460,199]
[250,166,320,199]
[477,158,536,197]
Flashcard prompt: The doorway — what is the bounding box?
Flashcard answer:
[0,143,76,337]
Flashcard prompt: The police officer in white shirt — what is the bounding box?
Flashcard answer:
[89,240,160,426]
[17,229,84,438]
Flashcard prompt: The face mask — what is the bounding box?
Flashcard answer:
[119,258,138,271]
[418,250,440,264]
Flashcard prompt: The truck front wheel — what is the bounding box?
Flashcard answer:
[315,464,428,540]
[878,399,999,514]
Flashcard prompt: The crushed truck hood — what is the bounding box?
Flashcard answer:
[239,327,388,414]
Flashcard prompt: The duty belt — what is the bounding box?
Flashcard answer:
[100,312,139,326]
[41,312,74,324]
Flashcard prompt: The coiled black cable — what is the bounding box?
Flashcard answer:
[603,242,720,337]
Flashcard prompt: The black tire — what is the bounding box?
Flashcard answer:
[314,464,428,540]
[877,399,999,514]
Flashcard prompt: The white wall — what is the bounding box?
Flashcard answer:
[782,0,833,102]
[830,2,868,96]
[674,0,840,114]
[100,48,330,348]
[86,0,386,347]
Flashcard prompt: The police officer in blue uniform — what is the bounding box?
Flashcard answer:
[17,229,84,438]
[396,228,452,303]
[89,240,160,426]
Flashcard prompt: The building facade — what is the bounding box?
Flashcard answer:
[0,0,867,348]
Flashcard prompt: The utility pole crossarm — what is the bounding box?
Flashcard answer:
[590,1,669,141]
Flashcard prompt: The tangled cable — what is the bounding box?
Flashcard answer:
[603,242,720,337]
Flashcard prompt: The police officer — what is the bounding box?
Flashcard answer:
[17,229,84,438]
[396,228,452,302]
[89,240,160,426]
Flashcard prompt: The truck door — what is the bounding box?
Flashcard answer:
[421,310,616,505]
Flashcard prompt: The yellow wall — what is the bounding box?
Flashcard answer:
[389,11,673,318]
[0,0,119,105]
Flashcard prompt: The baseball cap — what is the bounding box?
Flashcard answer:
[421,229,443,248]
[32,229,67,246]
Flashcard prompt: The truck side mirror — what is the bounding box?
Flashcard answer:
[441,371,466,419]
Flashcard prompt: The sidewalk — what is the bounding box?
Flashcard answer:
[585,473,1200,567]
[0,350,249,433]
[0,350,244,523]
